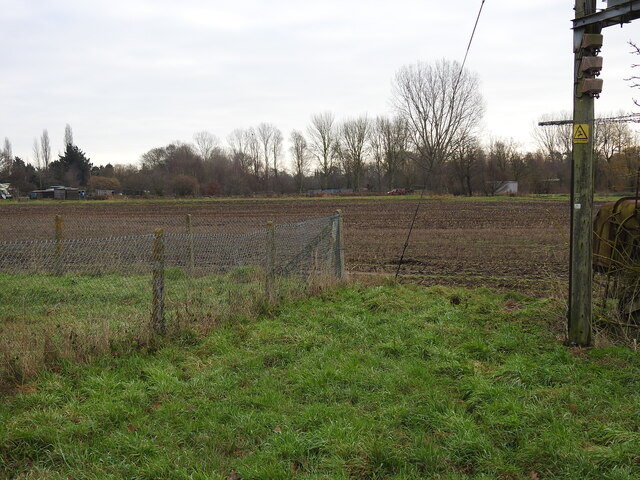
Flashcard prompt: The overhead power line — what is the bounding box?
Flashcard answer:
[538,113,640,126]
[458,0,486,78]
[395,0,487,281]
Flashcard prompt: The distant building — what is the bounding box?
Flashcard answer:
[29,186,84,200]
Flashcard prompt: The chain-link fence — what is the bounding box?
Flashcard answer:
[0,211,344,383]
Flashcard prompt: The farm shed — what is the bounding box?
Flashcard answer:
[29,189,54,200]
[29,186,83,200]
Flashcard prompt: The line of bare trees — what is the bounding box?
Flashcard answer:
[3,59,640,197]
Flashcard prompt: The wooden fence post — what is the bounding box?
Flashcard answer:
[333,210,345,280]
[151,229,166,335]
[54,215,63,276]
[186,214,194,273]
[266,221,276,302]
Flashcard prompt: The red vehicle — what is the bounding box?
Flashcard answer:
[387,188,407,195]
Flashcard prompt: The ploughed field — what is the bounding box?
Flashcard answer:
[0,197,571,295]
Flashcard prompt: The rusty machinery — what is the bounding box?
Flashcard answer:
[593,196,640,321]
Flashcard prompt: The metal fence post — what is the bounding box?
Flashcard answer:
[333,210,345,280]
[186,214,194,273]
[266,221,276,302]
[54,215,63,276]
[152,229,166,335]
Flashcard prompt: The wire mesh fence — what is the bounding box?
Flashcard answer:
[0,212,328,240]
[0,211,344,383]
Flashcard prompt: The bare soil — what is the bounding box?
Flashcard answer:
[0,197,572,295]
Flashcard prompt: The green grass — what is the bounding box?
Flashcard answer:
[0,268,306,383]
[2,283,639,479]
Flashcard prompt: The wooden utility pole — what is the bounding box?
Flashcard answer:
[568,0,640,346]
[568,0,599,346]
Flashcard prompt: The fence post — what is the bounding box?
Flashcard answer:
[333,210,345,280]
[186,214,194,273]
[151,229,166,335]
[54,215,63,276]
[266,221,276,302]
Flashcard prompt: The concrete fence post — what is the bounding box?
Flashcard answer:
[151,229,166,335]
[266,221,276,302]
[333,210,345,280]
[54,215,63,276]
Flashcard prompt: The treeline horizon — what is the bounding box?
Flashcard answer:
[2,58,639,197]
[2,117,639,198]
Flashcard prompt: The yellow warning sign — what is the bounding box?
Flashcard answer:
[573,124,589,144]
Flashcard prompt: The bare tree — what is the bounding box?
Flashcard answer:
[626,41,640,106]
[593,113,635,190]
[333,139,350,188]
[307,112,337,189]
[531,114,574,191]
[272,128,283,177]
[449,136,483,196]
[64,124,74,147]
[193,131,219,161]
[1,138,13,175]
[257,123,277,186]
[2,137,12,159]
[32,138,41,168]
[369,122,385,192]
[32,138,42,187]
[485,138,523,189]
[290,130,309,193]
[392,59,484,191]
[41,129,51,169]
[370,116,410,191]
[593,113,634,163]
[532,112,573,162]
[227,128,254,172]
[247,127,261,179]
[340,116,370,191]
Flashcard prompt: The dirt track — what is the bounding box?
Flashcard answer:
[0,197,571,295]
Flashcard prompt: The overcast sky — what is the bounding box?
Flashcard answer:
[1,0,640,168]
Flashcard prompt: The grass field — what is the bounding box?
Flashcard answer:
[0,268,300,385]
[2,283,639,479]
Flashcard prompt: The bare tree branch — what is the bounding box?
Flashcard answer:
[392,59,484,191]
